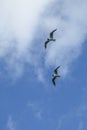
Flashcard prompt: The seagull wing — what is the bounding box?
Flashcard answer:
[52,76,56,86]
[54,66,60,74]
[50,29,57,39]
[44,40,49,48]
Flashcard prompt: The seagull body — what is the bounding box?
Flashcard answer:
[44,29,57,48]
[52,66,61,86]
[52,75,60,86]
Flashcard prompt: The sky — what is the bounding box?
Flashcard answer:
[0,0,87,130]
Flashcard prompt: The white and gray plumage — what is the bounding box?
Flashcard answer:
[44,29,57,48]
[52,66,61,86]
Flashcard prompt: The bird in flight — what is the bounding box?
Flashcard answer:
[44,29,57,48]
[52,66,61,86]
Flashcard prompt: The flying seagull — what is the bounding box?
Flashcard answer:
[44,29,57,48]
[52,66,61,86]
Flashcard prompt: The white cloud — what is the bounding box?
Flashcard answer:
[0,0,52,78]
[7,116,16,130]
[0,0,87,80]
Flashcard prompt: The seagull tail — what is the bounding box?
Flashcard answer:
[57,75,61,77]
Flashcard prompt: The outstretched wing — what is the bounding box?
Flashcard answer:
[54,66,60,74]
[50,29,57,39]
[44,40,49,48]
[52,76,56,86]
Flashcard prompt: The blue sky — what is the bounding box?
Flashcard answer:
[0,0,87,130]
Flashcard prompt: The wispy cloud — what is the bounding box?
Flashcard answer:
[7,116,16,130]
[0,0,87,80]
[36,68,46,83]
[27,101,43,120]
[78,121,84,130]
[55,104,87,130]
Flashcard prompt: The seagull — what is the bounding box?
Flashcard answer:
[52,66,61,86]
[44,29,57,48]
